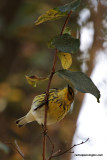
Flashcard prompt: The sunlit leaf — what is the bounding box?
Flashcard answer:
[58,52,72,69]
[56,69,101,102]
[35,9,67,25]
[25,75,49,87]
[49,33,80,53]
[55,0,81,12]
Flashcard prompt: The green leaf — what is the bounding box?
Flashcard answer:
[63,27,71,35]
[56,69,101,102]
[48,33,80,53]
[55,0,81,12]
[35,9,67,25]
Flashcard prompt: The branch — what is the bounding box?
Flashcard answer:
[42,11,72,160]
[4,140,25,160]
[46,134,54,157]
[52,138,89,158]
[14,140,25,159]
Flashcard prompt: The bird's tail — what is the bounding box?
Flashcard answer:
[16,112,35,127]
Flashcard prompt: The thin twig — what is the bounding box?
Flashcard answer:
[4,140,25,160]
[46,134,54,160]
[60,11,72,36]
[42,11,72,160]
[14,140,25,159]
[48,149,61,160]
[52,138,89,158]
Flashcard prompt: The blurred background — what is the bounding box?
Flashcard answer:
[0,0,107,160]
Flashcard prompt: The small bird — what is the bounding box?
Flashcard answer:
[16,85,74,127]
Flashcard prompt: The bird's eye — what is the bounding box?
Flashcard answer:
[69,89,73,96]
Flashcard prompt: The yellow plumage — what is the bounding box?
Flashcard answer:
[16,85,74,127]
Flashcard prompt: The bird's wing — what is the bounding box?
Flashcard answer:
[32,94,48,111]
[33,101,48,111]
[32,89,58,111]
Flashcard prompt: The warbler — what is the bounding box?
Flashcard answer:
[16,85,74,127]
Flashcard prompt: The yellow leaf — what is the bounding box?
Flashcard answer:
[35,9,67,25]
[58,52,72,69]
[25,75,49,87]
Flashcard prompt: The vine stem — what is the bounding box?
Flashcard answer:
[42,11,72,160]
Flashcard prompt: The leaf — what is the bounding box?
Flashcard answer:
[56,70,101,102]
[35,0,81,25]
[49,33,80,53]
[35,9,67,25]
[55,0,81,12]
[58,52,72,69]
[63,27,71,35]
[25,75,49,87]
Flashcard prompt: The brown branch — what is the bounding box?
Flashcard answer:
[4,140,25,160]
[60,11,72,36]
[48,149,61,160]
[47,138,89,160]
[14,140,25,159]
[52,138,89,158]
[42,11,72,160]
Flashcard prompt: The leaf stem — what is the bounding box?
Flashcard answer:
[60,11,72,36]
[42,11,72,160]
